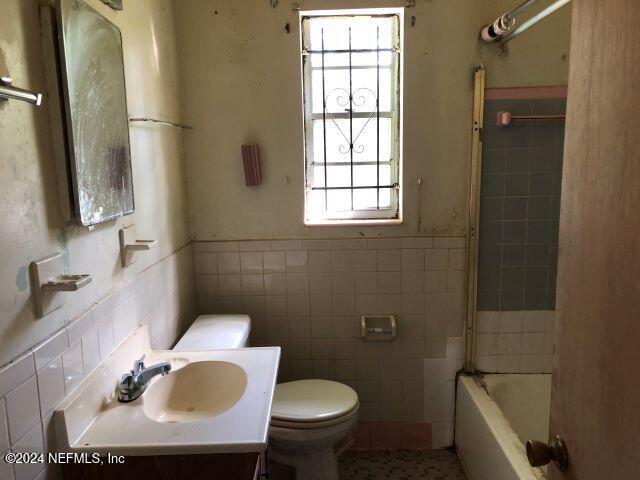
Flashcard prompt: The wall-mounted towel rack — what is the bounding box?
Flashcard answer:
[129,117,192,130]
[497,110,565,127]
[0,77,42,106]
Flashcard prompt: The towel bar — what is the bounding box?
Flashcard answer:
[0,78,42,106]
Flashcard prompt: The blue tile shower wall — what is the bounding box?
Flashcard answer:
[478,98,565,311]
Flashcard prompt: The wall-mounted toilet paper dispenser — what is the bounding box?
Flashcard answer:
[360,315,396,341]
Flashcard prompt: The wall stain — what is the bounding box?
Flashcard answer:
[16,266,28,292]
[57,230,71,274]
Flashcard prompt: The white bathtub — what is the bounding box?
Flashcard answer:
[455,374,551,480]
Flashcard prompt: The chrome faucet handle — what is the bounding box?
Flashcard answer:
[118,358,171,403]
[119,372,134,393]
[133,355,146,373]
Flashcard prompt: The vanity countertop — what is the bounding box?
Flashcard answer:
[55,327,280,456]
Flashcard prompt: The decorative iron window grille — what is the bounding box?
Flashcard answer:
[301,11,402,223]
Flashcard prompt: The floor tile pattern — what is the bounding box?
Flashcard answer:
[338,450,467,480]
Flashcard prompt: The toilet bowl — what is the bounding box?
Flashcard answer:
[173,316,359,480]
[268,379,359,480]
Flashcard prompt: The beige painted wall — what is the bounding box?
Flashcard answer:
[174,0,571,241]
[0,0,191,366]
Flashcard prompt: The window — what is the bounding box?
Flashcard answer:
[301,10,403,224]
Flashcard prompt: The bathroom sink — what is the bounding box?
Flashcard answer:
[143,360,248,423]
[54,326,280,455]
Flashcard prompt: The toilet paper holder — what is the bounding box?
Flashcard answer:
[360,315,396,341]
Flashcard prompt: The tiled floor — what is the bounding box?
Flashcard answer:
[338,450,468,480]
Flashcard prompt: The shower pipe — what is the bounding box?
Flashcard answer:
[480,0,571,43]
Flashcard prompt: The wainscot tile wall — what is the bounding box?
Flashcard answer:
[474,95,564,375]
[194,237,467,447]
[479,97,565,311]
[0,245,195,480]
[475,310,555,373]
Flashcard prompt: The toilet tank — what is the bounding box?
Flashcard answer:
[173,314,251,351]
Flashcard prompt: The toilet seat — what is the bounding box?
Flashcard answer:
[271,380,359,429]
[271,406,358,429]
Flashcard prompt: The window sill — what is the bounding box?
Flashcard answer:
[305,219,403,227]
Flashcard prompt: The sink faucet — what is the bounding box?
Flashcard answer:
[118,355,171,403]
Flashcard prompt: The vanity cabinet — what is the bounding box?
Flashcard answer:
[63,451,266,480]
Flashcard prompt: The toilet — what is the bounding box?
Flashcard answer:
[268,379,358,480]
[173,315,359,480]
[173,314,252,350]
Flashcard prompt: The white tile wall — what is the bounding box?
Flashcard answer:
[13,423,44,480]
[33,332,68,372]
[475,310,555,373]
[61,342,84,395]
[0,245,195,480]
[5,377,39,445]
[424,338,464,448]
[36,356,65,418]
[194,237,467,424]
[0,399,9,454]
[0,355,34,399]
[0,453,12,480]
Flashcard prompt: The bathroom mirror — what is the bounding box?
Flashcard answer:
[56,0,134,226]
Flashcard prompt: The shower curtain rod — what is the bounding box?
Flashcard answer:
[480,0,571,43]
[504,0,542,21]
[500,0,571,43]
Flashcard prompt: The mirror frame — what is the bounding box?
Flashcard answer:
[56,0,134,227]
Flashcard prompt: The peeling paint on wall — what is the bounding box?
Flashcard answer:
[0,0,193,368]
[174,0,572,241]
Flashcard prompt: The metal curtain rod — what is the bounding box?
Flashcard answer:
[0,78,43,106]
[501,0,571,43]
[480,0,571,43]
[505,0,541,21]
[129,117,192,130]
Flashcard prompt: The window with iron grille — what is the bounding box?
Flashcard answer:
[301,10,403,224]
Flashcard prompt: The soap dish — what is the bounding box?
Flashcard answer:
[125,240,157,251]
[119,225,158,267]
[42,274,92,292]
[30,253,92,317]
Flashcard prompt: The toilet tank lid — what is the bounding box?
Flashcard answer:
[173,315,251,351]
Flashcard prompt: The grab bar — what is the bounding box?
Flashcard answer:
[0,78,43,106]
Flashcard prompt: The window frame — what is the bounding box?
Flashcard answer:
[300,9,403,225]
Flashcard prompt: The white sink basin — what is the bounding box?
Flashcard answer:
[54,326,280,456]
[143,360,248,423]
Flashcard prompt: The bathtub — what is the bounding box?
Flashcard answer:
[455,374,551,480]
